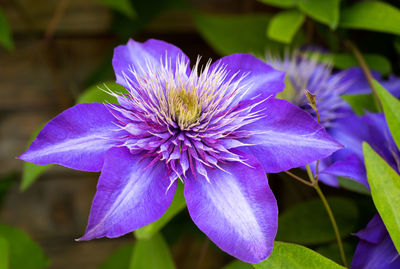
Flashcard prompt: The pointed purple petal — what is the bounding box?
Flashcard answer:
[184,151,278,263]
[241,98,343,173]
[18,103,123,172]
[355,214,387,244]
[113,39,190,87]
[79,147,175,240]
[327,116,367,161]
[352,214,400,269]
[321,154,368,189]
[339,67,400,98]
[211,54,285,100]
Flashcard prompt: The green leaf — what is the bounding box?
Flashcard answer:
[98,0,136,18]
[76,81,124,104]
[341,94,378,116]
[0,237,9,269]
[0,224,49,269]
[257,0,297,8]
[297,0,340,29]
[340,1,400,35]
[0,9,14,51]
[135,182,185,240]
[21,125,52,191]
[98,243,134,269]
[130,233,175,269]
[374,79,400,151]
[223,260,252,269]
[267,10,305,44]
[253,241,345,268]
[276,197,358,245]
[194,13,282,56]
[363,142,400,253]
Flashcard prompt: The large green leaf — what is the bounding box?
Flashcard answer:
[253,241,345,268]
[340,1,400,35]
[374,80,400,151]
[341,94,377,116]
[135,182,185,240]
[194,13,283,56]
[98,243,134,269]
[0,237,9,269]
[98,0,136,18]
[223,260,252,269]
[267,10,305,44]
[363,142,400,253]
[297,0,340,29]
[21,82,122,191]
[276,197,358,245]
[0,224,49,269]
[130,233,175,269]
[257,0,297,8]
[0,8,13,51]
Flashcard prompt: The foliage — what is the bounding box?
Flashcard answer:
[253,241,345,268]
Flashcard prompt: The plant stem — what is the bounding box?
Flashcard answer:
[306,165,348,267]
[284,171,314,187]
[314,184,348,267]
[345,40,382,112]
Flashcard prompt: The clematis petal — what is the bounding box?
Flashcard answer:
[18,103,124,172]
[338,67,400,98]
[79,147,175,240]
[184,151,278,263]
[321,154,368,188]
[113,39,190,87]
[211,54,285,100]
[241,98,343,173]
[352,214,400,269]
[361,113,400,170]
[327,116,367,161]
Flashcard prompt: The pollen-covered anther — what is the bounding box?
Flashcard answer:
[168,87,202,130]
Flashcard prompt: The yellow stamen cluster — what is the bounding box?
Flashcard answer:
[168,87,202,129]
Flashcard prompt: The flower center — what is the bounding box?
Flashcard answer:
[168,88,202,129]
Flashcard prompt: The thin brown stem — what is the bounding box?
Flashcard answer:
[345,40,382,112]
[284,171,314,187]
[306,165,348,267]
[314,184,348,267]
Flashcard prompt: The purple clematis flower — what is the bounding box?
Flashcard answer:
[266,52,400,187]
[352,214,400,269]
[322,113,400,189]
[19,39,342,263]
